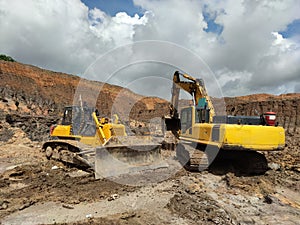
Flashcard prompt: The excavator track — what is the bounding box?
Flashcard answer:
[176,142,210,172]
[176,142,268,175]
[212,150,268,175]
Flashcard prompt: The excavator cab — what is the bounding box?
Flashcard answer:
[195,98,211,123]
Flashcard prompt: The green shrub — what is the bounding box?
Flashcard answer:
[0,54,15,62]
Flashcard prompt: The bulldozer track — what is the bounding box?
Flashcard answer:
[42,140,95,169]
[42,137,166,178]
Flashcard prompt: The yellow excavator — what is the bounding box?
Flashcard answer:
[165,71,285,174]
[42,105,164,178]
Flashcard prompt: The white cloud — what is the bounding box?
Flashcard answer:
[0,0,299,98]
[0,0,95,74]
[89,9,148,46]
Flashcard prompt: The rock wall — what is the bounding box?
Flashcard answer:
[0,61,78,115]
[225,94,300,134]
[0,61,169,122]
[1,60,299,141]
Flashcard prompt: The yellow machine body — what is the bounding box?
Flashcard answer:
[166,71,286,174]
[50,108,126,147]
[44,106,164,178]
[180,106,285,151]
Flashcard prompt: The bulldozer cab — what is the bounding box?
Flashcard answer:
[62,106,97,137]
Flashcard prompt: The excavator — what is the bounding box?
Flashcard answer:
[42,105,165,178]
[165,71,285,174]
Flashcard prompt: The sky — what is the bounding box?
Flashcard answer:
[0,0,299,100]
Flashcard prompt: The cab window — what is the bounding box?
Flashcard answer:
[180,107,192,133]
[62,107,72,125]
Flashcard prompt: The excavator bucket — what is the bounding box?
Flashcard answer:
[94,136,168,179]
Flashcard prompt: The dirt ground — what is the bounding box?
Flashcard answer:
[0,123,300,225]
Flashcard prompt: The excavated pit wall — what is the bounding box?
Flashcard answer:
[1,60,299,142]
[225,97,300,135]
[0,61,170,124]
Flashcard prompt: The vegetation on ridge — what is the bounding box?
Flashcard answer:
[0,54,15,62]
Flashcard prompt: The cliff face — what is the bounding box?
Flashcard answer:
[0,61,83,114]
[0,61,169,122]
[225,94,300,134]
[1,60,299,137]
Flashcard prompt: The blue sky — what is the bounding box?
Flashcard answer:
[81,0,299,38]
[82,0,225,35]
[81,0,143,16]
[1,0,299,97]
[280,19,300,38]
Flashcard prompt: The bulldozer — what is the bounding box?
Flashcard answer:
[42,105,165,178]
[164,71,285,174]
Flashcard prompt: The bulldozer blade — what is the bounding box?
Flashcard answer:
[94,140,168,179]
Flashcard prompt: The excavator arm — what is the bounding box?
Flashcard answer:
[171,71,215,123]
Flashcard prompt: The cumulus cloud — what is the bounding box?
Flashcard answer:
[0,0,147,74]
[0,0,95,74]
[0,0,299,98]
[89,8,148,46]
